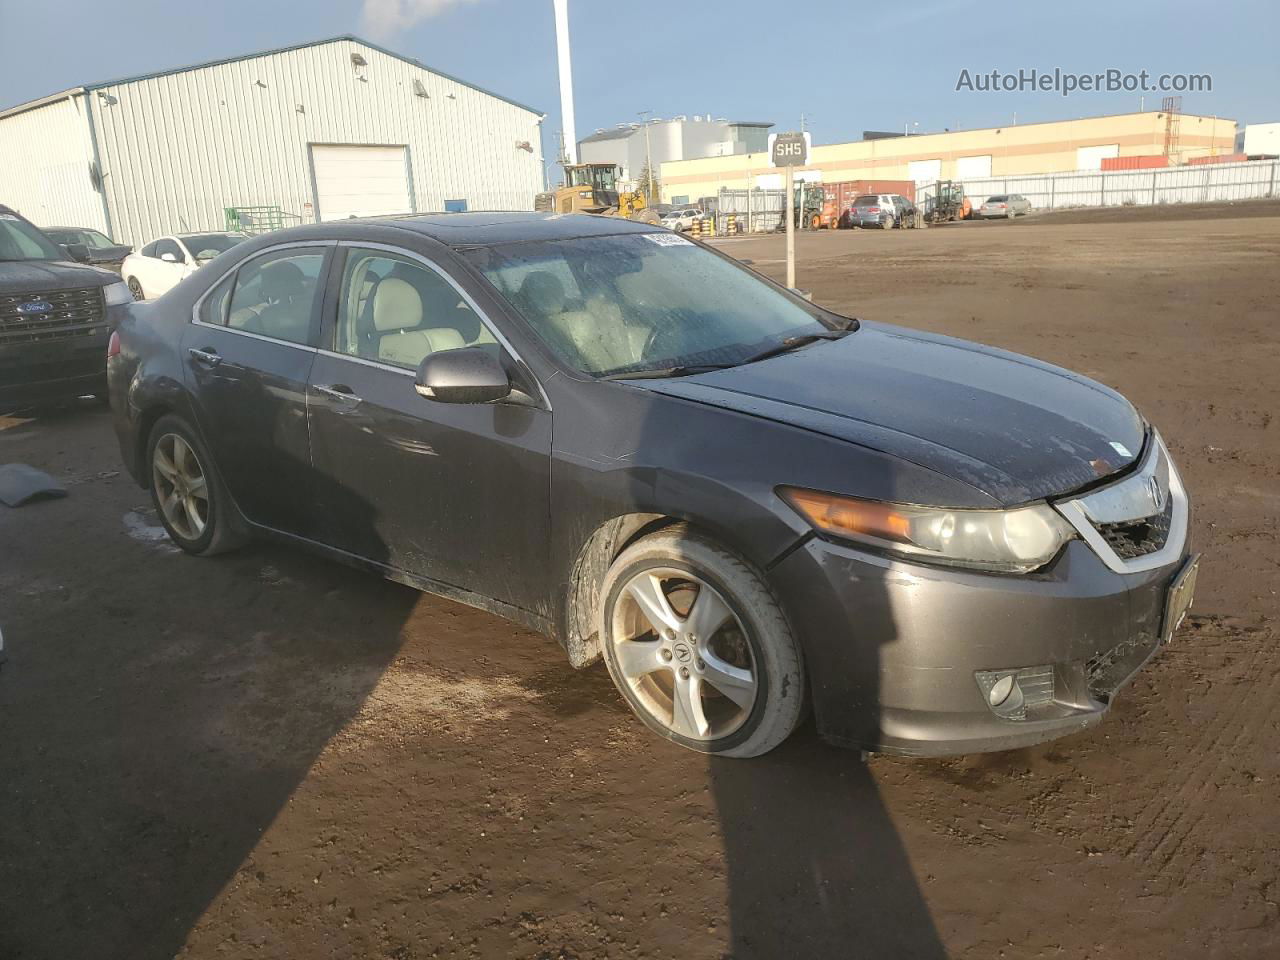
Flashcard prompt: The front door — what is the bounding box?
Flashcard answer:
[306,245,551,612]
[181,243,332,537]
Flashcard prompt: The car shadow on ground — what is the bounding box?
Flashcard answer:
[0,408,420,960]
[711,732,946,958]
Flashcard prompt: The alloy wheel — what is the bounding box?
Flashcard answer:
[127,278,144,301]
[152,432,210,541]
[610,567,758,741]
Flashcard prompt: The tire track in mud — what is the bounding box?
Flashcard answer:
[1122,616,1277,891]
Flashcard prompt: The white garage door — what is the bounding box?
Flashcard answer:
[956,154,992,179]
[311,144,413,221]
[1076,144,1120,171]
[908,158,942,184]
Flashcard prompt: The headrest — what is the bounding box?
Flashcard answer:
[519,271,566,315]
[260,261,305,301]
[373,277,422,332]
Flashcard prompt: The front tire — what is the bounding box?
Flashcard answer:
[146,414,245,555]
[127,277,145,301]
[598,527,805,758]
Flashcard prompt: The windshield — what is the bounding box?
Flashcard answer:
[0,213,65,261]
[852,196,881,206]
[46,228,116,249]
[180,233,246,260]
[465,232,836,377]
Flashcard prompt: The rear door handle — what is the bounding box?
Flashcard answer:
[314,383,361,404]
[188,347,221,367]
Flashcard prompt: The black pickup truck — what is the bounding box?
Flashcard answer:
[1,205,135,410]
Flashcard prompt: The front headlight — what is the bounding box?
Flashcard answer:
[778,487,1074,574]
[103,281,134,306]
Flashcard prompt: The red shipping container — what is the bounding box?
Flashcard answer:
[1187,153,1247,165]
[821,179,917,227]
[1101,155,1169,171]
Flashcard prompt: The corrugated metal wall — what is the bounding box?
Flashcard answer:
[918,159,1280,211]
[88,38,545,246]
[0,95,109,232]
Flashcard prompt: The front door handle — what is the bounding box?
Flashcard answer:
[314,383,361,404]
[188,347,221,367]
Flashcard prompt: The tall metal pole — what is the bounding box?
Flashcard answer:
[552,0,577,165]
[785,164,796,288]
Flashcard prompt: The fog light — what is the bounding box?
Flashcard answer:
[988,674,1015,706]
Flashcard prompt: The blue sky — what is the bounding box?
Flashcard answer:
[1,0,1274,166]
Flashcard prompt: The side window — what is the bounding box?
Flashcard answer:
[199,272,235,326]
[226,249,325,346]
[141,240,158,257]
[335,247,492,369]
[155,238,185,263]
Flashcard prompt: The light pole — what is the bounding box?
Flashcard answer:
[552,0,577,165]
[638,109,656,204]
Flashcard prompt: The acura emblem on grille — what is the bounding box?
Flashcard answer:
[1147,476,1164,512]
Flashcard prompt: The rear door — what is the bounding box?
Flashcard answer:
[181,241,333,537]
[306,243,551,612]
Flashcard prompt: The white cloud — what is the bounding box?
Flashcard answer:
[360,0,481,40]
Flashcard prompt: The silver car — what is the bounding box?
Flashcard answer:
[981,194,1032,219]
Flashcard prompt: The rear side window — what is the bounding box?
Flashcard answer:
[198,273,235,326]
[226,249,326,346]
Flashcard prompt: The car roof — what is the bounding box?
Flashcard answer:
[256,212,668,248]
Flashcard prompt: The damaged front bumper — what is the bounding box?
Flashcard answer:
[770,434,1195,757]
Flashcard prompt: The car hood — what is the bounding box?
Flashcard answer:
[0,259,117,293]
[635,322,1147,506]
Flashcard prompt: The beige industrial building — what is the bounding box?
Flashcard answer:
[660,111,1237,203]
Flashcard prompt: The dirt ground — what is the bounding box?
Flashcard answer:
[2,201,1278,960]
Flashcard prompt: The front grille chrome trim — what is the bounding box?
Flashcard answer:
[1055,430,1189,575]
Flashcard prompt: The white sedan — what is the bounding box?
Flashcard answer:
[121,232,248,300]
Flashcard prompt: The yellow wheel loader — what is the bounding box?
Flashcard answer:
[535,163,663,225]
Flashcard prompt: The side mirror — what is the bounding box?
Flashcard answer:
[415,347,511,404]
[160,252,178,263]
[62,242,90,263]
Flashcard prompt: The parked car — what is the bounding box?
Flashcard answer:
[0,205,134,409]
[121,232,248,300]
[980,194,1032,219]
[841,194,915,229]
[661,208,703,232]
[107,213,1196,759]
[43,227,133,273]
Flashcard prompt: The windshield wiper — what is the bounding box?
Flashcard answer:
[737,330,849,365]
[599,363,734,380]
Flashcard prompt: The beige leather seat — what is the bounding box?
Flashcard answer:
[373,277,466,367]
[555,296,645,371]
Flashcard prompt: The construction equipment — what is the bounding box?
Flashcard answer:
[779,181,826,230]
[534,163,663,223]
[923,180,972,223]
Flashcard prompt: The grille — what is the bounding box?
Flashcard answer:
[1094,497,1173,560]
[0,287,106,345]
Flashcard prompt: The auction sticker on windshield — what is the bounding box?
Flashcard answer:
[645,233,692,247]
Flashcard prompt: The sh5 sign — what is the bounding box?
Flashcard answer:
[769,131,811,167]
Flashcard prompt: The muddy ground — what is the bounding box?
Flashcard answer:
[1,202,1277,960]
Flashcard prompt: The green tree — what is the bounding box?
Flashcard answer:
[636,160,661,203]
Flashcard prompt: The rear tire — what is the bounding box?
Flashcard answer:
[598,527,805,758]
[146,414,246,556]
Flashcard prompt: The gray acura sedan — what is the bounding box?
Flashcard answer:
[106,213,1197,758]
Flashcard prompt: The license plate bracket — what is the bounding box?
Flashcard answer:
[1163,554,1200,643]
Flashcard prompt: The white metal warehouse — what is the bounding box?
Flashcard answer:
[0,36,546,246]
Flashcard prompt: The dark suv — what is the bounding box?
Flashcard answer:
[0,205,135,409]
